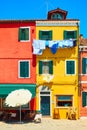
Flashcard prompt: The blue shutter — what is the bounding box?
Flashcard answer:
[82,58,86,74]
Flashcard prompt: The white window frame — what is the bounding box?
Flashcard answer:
[18,60,30,78]
[65,59,76,76]
[19,27,30,42]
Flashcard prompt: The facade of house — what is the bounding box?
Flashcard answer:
[0,20,36,111]
[33,8,80,119]
[79,35,87,117]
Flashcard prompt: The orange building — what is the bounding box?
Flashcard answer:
[0,20,36,111]
[79,35,87,117]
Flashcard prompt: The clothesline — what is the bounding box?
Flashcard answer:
[32,39,76,55]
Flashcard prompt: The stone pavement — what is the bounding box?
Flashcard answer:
[0,118,87,130]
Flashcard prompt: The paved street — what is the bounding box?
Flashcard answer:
[0,118,87,130]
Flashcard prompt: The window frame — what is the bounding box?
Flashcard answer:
[18,60,30,78]
[65,60,76,75]
[55,95,73,108]
[18,27,30,42]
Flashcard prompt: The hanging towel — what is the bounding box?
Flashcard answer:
[33,39,40,49]
[39,40,46,49]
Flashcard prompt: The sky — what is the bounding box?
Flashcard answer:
[0,0,87,37]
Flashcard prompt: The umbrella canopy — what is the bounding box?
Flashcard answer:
[5,89,32,123]
[5,89,32,107]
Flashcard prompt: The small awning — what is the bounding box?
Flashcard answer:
[0,84,36,98]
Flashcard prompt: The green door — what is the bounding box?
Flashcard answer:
[40,96,50,116]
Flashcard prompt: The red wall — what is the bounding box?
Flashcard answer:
[0,21,36,83]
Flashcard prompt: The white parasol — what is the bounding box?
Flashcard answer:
[5,89,32,123]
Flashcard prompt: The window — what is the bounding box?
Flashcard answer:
[39,30,52,40]
[66,60,75,75]
[82,58,87,74]
[56,95,73,107]
[39,60,53,74]
[51,13,63,20]
[18,60,30,78]
[82,92,87,107]
[18,27,30,41]
[64,30,77,39]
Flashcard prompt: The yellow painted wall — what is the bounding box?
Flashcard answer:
[36,23,79,119]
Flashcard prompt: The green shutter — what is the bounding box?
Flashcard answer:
[18,28,29,41]
[49,31,52,40]
[39,31,42,40]
[25,28,29,40]
[49,61,53,74]
[64,31,67,39]
[70,61,75,74]
[20,62,25,77]
[82,58,86,74]
[64,30,77,39]
[66,61,70,74]
[39,61,43,74]
[66,61,75,74]
[20,61,29,77]
[24,61,29,77]
[18,28,22,41]
[74,31,77,39]
[82,92,86,107]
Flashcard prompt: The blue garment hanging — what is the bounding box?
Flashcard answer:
[50,43,58,54]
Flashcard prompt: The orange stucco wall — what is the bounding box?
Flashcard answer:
[79,51,87,116]
[0,22,36,83]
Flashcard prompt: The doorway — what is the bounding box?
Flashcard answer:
[39,86,51,116]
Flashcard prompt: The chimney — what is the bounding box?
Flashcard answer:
[79,34,83,45]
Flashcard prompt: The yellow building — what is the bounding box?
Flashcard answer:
[33,8,80,119]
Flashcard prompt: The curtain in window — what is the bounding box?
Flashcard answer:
[39,61,53,74]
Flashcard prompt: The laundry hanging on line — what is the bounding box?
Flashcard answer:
[32,39,76,55]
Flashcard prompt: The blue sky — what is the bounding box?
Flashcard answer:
[0,0,87,37]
